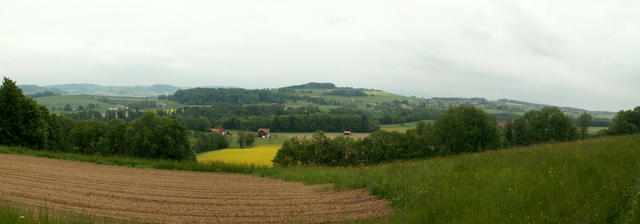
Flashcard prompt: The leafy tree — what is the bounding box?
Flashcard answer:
[64,104,72,111]
[577,112,592,139]
[609,107,640,135]
[0,77,49,149]
[127,112,193,160]
[432,106,501,155]
[236,131,255,148]
[70,120,107,153]
[192,131,229,153]
[96,119,129,155]
[504,107,578,146]
[45,112,65,150]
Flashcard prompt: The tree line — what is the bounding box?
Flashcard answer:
[0,78,193,160]
[274,106,585,166]
[322,88,368,97]
[176,113,380,133]
[273,106,502,166]
[161,103,444,132]
[273,104,640,167]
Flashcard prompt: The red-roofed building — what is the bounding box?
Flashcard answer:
[208,128,225,134]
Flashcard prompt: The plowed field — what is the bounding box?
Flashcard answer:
[0,153,390,223]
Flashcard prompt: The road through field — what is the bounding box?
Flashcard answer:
[0,153,390,223]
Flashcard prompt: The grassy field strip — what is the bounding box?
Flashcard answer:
[588,126,608,135]
[0,199,96,224]
[197,145,281,167]
[380,120,433,133]
[276,132,370,139]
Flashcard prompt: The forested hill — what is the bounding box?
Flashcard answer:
[169,83,375,105]
[283,82,336,89]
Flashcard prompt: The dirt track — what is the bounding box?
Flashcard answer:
[0,153,390,223]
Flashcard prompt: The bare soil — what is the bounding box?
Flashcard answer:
[0,153,390,223]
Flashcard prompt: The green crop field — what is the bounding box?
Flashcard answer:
[35,94,183,112]
[35,95,109,112]
[292,89,421,106]
[588,126,608,135]
[380,120,433,133]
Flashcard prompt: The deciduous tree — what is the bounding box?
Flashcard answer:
[577,112,592,139]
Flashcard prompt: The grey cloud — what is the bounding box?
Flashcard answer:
[0,0,639,111]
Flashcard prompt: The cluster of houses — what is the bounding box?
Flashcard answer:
[207,128,353,137]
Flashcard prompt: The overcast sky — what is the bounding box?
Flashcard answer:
[1,0,638,111]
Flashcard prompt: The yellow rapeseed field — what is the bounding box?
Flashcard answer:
[197,145,281,167]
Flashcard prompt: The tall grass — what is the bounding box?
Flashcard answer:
[0,200,97,224]
[2,135,639,223]
[257,135,640,223]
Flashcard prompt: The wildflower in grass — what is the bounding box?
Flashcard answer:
[20,215,24,219]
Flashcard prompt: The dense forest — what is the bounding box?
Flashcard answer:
[158,104,444,132]
[169,88,301,105]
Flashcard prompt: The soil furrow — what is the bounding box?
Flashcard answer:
[0,153,390,223]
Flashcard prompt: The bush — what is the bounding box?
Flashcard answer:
[237,131,256,148]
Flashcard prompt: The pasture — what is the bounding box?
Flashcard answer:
[35,95,108,111]
[588,126,608,135]
[292,89,421,106]
[35,94,182,112]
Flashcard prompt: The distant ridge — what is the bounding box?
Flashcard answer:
[284,82,336,89]
[18,83,183,97]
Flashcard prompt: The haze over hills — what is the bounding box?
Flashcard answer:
[22,82,617,120]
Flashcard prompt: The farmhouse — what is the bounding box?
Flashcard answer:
[209,128,225,134]
[107,106,126,111]
[258,128,270,138]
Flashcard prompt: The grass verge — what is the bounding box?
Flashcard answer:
[0,199,97,224]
